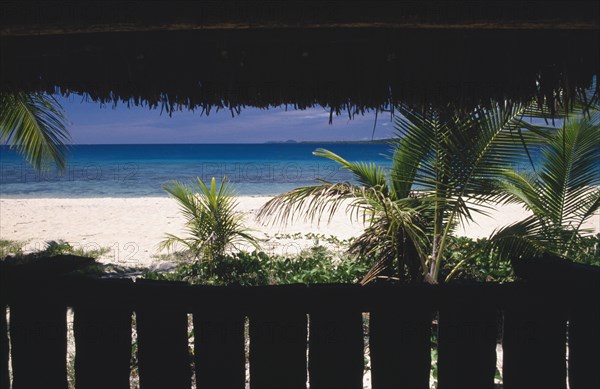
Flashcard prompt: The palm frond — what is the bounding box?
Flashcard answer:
[0,92,70,171]
[351,198,430,284]
[257,182,364,226]
[538,113,600,227]
[313,148,389,190]
[489,217,551,261]
[491,170,547,218]
[162,177,260,260]
[490,103,600,262]
[390,106,442,197]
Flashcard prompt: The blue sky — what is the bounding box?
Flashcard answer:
[58,94,395,144]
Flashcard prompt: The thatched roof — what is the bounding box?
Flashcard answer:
[1,1,598,118]
[2,1,598,34]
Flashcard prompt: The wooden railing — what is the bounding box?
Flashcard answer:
[1,256,598,389]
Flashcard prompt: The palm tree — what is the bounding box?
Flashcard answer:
[0,92,70,170]
[258,101,545,283]
[259,148,431,282]
[489,107,600,261]
[161,177,261,261]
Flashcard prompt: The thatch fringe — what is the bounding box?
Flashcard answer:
[1,29,597,118]
[1,1,598,36]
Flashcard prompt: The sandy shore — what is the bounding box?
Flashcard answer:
[1,197,598,267]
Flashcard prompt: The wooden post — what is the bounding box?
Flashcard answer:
[9,292,68,389]
[135,280,191,389]
[569,305,600,389]
[0,305,9,389]
[193,315,246,388]
[370,307,432,388]
[249,312,307,388]
[73,278,133,389]
[568,282,600,389]
[437,304,497,388]
[502,284,567,389]
[1,255,94,389]
[309,310,364,389]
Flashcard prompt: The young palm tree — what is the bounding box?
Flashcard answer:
[161,177,261,261]
[259,148,431,282]
[0,92,70,171]
[258,101,545,283]
[489,108,600,261]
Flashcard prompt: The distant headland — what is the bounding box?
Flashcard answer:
[265,139,392,144]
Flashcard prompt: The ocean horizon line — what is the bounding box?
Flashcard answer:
[56,140,393,146]
[1,143,393,198]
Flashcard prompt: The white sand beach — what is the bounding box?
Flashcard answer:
[1,197,598,266]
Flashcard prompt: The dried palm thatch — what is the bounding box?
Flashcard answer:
[1,2,598,119]
[2,1,598,35]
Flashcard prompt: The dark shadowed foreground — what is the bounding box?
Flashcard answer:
[1,255,598,388]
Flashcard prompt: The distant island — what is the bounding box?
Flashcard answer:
[265,139,299,144]
[265,139,393,144]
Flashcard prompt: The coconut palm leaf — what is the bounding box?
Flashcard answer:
[313,148,388,189]
[259,98,557,282]
[390,108,441,197]
[259,148,396,226]
[388,100,552,279]
[161,177,260,260]
[489,217,551,261]
[257,182,363,226]
[350,196,431,283]
[492,170,548,219]
[0,92,70,171]
[257,152,429,281]
[490,109,600,261]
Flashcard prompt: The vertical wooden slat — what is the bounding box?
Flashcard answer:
[309,310,363,389]
[568,305,600,389]
[9,299,68,389]
[0,256,94,389]
[369,308,432,389]
[437,306,497,389]
[503,296,567,389]
[73,279,133,389]
[136,281,191,389]
[0,305,9,389]
[194,315,246,389]
[249,312,307,389]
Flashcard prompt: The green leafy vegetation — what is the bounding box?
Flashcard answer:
[576,234,600,266]
[0,239,26,259]
[442,233,600,283]
[145,232,570,286]
[1,239,110,262]
[258,101,550,283]
[144,244,369,286]
[490,106,600,262]
[39,240,110,258]
[440,237,516,283]
[0,239,134,277]
[160,177,261,261]
[0,92,70,171]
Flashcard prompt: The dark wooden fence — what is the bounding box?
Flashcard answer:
[1,256,598,389]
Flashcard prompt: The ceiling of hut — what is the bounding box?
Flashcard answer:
[1,1,599,117]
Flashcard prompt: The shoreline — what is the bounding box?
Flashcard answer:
[2,196,598,266]
[0,193,280,200]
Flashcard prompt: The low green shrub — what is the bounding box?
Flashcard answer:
[265,245,369,284]
[40,240,110,258]
[0,239,25,259]
[144,245,369,286]
[439,234,599,283]
[574,233,600,266]
[440,237,516,283]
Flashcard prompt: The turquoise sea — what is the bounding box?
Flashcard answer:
[0,144,394,198]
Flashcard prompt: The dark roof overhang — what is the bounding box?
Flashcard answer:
[1,1,598,118]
